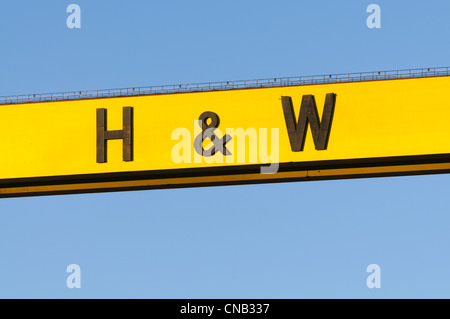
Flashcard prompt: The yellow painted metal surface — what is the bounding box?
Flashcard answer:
[1,76,450,196]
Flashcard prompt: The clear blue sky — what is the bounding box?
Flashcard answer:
[1,0,450,298]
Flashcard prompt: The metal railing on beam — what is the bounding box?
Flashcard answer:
[1,66,448,105]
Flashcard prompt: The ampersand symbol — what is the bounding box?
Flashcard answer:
[194,111,232,157]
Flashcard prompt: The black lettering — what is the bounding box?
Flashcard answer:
[194,111,231,156]
[281,93,336,151]
[96,107,133,163]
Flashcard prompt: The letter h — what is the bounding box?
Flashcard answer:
[96,107,133,163]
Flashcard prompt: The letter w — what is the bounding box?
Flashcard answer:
[281,93,336,151]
